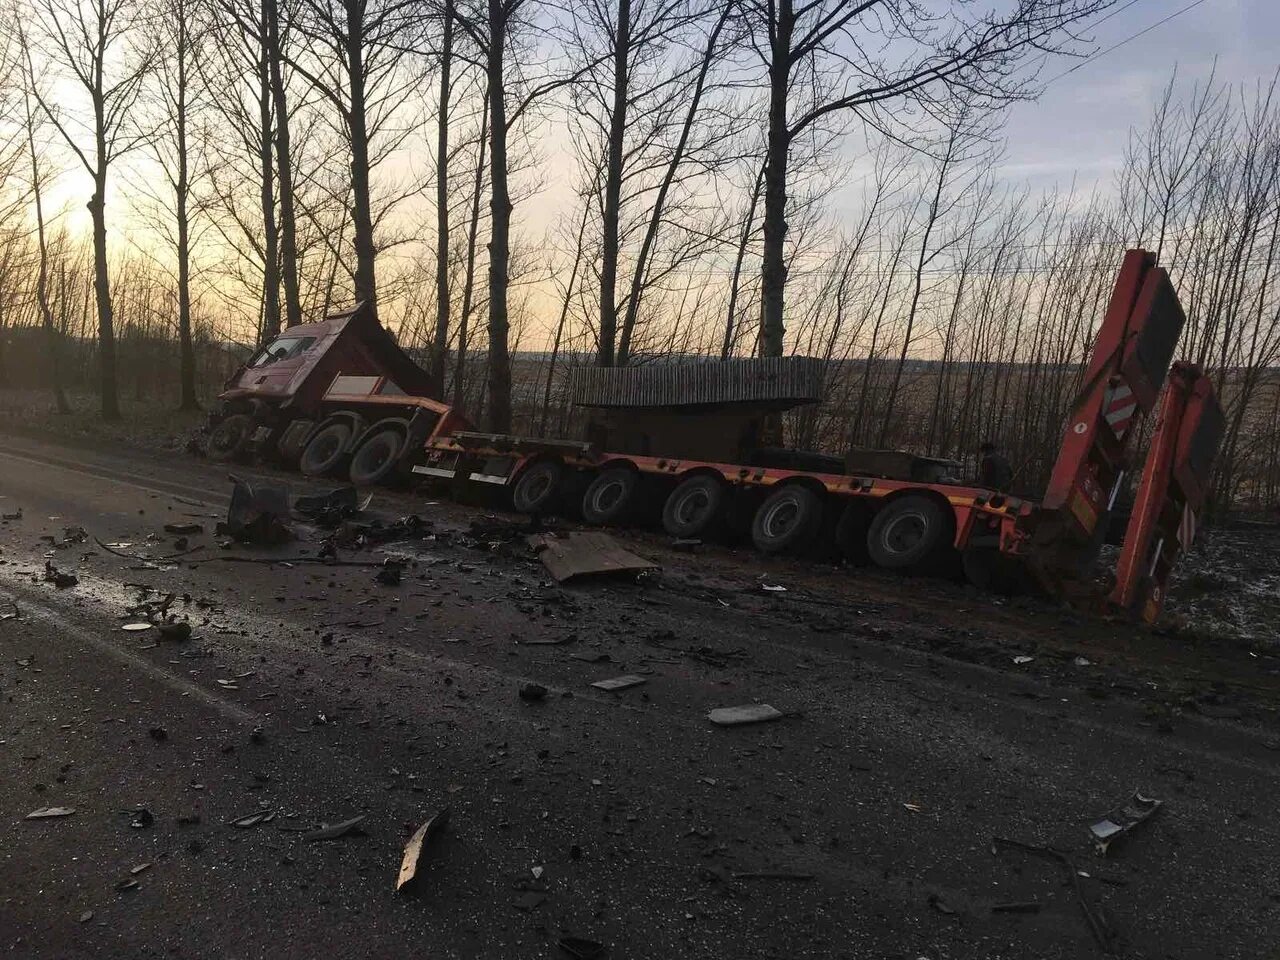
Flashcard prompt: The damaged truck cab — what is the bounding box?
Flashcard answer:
[204,302,469,486]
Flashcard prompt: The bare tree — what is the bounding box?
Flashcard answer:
[742,0,1112,358]
[32,0,157,418]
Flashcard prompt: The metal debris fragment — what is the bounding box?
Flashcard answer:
[395,806,450,893]
[25,806,76,820]
[707,704,783,726]
[529,532,657,582]
[1089,791,1163,855]
[302,814,367,841]
[591,675,647,692]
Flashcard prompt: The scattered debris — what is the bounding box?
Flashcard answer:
[122,623,153,633]
[558,937,606,960]
[229,809,275,829]
[374,559,404,586]
[295,487,370,527]
[707,704,783,727]
[25,806,75,820]
[115,878,139,892]
[1012,655,1034,665]
[163,522,204,535]
[993,836,1114,950]
[2,508,22,521]
[902,802,924,813]
[760,583,787,593]
[992,901,1042,914]
[43,562,77,588]
[731,871,814,881]
[519,682,549,702]
[129,808,155,829]
[928,892,957,915]
[529,532,658,582]
[395,806,451,894]
[1073,656,1092,667]
[157,621,192,642]
[130,862,153,876]
[0,600,18,622]
[218,475,292,545]
[590,675,647,692]
[302,814,367,841]
[1088,791,1163,855]
[78,911,93,923]
[512,892,546,912]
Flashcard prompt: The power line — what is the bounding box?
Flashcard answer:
[1042,0,1213,85]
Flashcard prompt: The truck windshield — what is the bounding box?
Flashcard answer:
[250,336,316,367]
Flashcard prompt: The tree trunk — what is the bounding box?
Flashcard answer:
[346,0,377,308]
[485,0,512,432]
[431,4,453,395]
[258,1,281,342]
[89,178,120,419]
[264,0,301,330]
[455,95,488,411]
[175,14,198,410]
[25,85,69,413]
[758,0,792,359]
[596,0,630,367]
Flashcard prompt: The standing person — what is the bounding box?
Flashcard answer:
[978,441,1013,491]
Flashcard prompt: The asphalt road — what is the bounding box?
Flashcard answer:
[1,432,1277,960]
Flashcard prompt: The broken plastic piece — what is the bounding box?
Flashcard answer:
[396,806,450,893]
[707,704,783,726]
[1088,791,1163,855]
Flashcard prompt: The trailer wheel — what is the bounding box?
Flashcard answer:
[835,501,871,564]
[866,495,951,571]
[512,459,564,514]
[751,485,823,555]
[662,475,726,538]
[581,468,640,526]
[206,413,254,462]
[348,427,404,486]
[300,422,353,477]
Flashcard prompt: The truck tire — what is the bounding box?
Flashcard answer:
[835,501,871,563]
[512,459,564,514]
[300,422,353,477]
[662,475,725,538]
[348,427,404,486]
[206,413,255,462]
[581,468,640,526]
[866,495,951,572]
[751,485,823,555]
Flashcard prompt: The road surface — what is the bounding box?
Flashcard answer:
[0,431,1277,959]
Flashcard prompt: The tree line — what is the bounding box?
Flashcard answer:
[0,1,1278,509]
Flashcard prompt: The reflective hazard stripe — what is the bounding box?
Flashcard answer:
[1103,382,1137,436]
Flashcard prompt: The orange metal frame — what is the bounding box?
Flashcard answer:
[1111,363,1223,622]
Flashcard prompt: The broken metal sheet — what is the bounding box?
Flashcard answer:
[590,675,647,692]
[25,806,75,820]
[707,704,783,727]
[1089,791,1163,855]
[528,532,657,583]
[396,806,450,894]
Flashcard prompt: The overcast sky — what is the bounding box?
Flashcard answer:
[995,0,1274,192]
